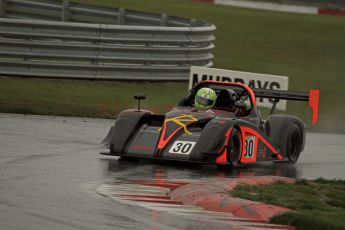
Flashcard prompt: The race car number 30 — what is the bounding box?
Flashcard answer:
[244,136,256,158]
[169,141,196,155]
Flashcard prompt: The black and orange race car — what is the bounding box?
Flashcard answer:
[101,81,319,167]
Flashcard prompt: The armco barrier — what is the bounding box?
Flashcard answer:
[0,0,216,80]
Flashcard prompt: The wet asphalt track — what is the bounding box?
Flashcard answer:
[0,113,344,230]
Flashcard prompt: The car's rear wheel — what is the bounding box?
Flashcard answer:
[286,124,303,164]
[227,128,242,168]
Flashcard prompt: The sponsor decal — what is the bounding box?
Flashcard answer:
[189,66,289,110]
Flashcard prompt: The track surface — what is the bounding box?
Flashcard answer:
[0,113,344,230]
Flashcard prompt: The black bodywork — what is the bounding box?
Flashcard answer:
[102,81,319,166]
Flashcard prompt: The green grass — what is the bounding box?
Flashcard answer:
[231,178,345,230]
[1,0,345,132]
[0,77,187,118]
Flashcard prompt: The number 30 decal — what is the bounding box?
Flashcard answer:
[169,141,196,155]
[244,136,256,158]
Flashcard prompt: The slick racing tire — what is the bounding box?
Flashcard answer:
[227,128,242,168]
[286,124,303,164]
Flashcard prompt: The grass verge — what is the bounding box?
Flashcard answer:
[0,77,187,118]
[231,178,345,230]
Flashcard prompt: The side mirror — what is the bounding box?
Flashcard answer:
[134,93,146,112]
[134,94,146,100]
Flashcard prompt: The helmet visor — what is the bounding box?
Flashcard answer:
[195,95,214,106]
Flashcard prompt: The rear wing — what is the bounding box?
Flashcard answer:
[253,88,320,125]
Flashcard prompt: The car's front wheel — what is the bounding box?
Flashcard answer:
[227,128,242,168]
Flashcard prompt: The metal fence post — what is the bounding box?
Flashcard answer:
[117,8,125,25]
[190,18,197,27]
[160,14,167,26]
[0,0,5,17]
[62,0,69,22]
